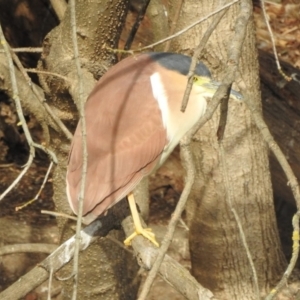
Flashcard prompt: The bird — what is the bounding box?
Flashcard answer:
[66,52,242,247]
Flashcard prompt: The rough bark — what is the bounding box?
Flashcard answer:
[37,1,141,299]
[146,0,169,52]
[168,1,286,299]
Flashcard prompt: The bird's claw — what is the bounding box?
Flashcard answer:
[124,227,159,247]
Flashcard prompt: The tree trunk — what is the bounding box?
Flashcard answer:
[168,1,286,299]
[259,50,300,206]
[38,1,140,299]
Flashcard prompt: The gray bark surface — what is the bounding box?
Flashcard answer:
[167,1,286,299]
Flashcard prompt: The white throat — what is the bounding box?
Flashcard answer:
[150,71,207,166]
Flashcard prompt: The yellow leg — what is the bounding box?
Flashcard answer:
[123,192,159,247]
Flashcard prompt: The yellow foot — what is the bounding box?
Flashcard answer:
[125,192,159,247]
[124,227,159,247]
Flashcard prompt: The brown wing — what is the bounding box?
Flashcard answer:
[66,55,167,224]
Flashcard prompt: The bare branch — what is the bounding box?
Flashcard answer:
[41,210,78,221]
[0,159,33,201]
[0,54,64,136]
[15,162,54,211]
[243,91,300,298]
[0,47,43,53]
[0,26,63,205]
[25,68,71,82]
[244,95,300,210]
[181,5,228,113]
[0,244,57,255]
[260,0,292,82]
[137,0,240,52]
[122,213,215,300]
[186,1,249,141]
[69,0,88,298]
[47,267,54,300]
[8,48,73,141]
[265,214,300,300]
[0,201,213,300]
[139,1,250,295]
[0,198,125,300]
[123,213,216,300]
[0,25,36,200]
[0,221,101,300]
[137,139,198,300]
[106,0,241,56]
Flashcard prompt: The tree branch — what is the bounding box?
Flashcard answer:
[137,0,240,52]
[122,215,215,300]
[181,5,229,113]
[69,0,88,298]
[0,199,215,300]
[0,244,57,255]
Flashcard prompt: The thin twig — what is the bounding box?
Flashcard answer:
[138,25,240,295]
[0,47,43,53]
[265,214,300,300]
[0,25,35,201]
[105,0,240,56]
[137,0,240,52]
[139,3,249,294]
[187,0,250,142]
[25,68,71,82]
[0,207,214,300]
[15,162,54,211]
[0,243,57,255]
[121,213,215,300]
[243,91,300,298]
[8,47,73,141]
[138,139,196,299]
[183,0,246,138]
[260,0,291,81]
[0,162,33,201]
[41,209,78,221]
[243,95,300,209]
[0,163,15,168]
[70,0,88,299]
[217,0,249,139]
[48,267,54,300]
[32,142,57,162]
[181,6,228,113]
[140,50,242,300]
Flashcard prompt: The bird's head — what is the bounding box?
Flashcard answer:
[192,74,243,101]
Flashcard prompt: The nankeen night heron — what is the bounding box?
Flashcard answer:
[66,52,242,247]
